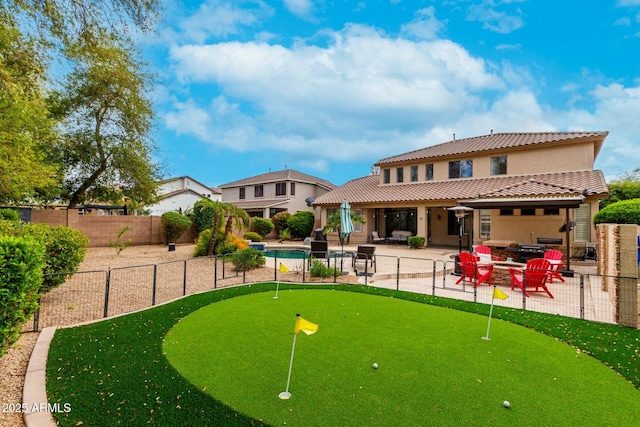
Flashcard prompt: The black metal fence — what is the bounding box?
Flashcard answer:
[26,250,637,331]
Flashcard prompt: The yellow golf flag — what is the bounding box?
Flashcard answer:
[294,316,318,335]
[279,263,289,273]
[493,286,509,300]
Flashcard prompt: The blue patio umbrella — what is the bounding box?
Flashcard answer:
[339,200,354,271]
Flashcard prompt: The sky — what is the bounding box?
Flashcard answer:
[145,0,640,188]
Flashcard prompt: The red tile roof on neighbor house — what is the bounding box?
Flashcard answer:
[312,170,608,206]
[219,169,336,190]
[375,131,608,166]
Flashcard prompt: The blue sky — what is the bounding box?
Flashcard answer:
[146,0,640,187]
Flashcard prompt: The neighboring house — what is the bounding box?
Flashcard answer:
[313,131,609,251]
[147,176,221,216]
[219,169,336,218]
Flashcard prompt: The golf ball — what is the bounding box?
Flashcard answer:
[372,363,378,369]
[503,401,510,408]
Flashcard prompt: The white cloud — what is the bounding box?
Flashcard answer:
[466,2,525,34]
[616,0,640,6]
[400,7,445,40]
[283,0,316,20]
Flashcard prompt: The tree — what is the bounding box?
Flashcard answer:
[600,169,640,209]
[322,211,366,245]
[594,198,640,225]
[0,16,59,202]
[206,202,250,256]
[48,31,162,208]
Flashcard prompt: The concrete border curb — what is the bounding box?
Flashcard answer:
[22,327,57,427]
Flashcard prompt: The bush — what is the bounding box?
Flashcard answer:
[216,234,248,255]
[593,198,640,225]
[272,211,291,233]
[192,199,216,233]
[407,236,425,249]
[0,236,45,355]
[243,231,262,242]
[19,223,89,293]
[109,226,132,256]
[231,247,265,271]
[279,228,291,240]
[252,217,274,237]
[309,259,338,278]
[287,211,315,239]
[161,211,192,244]
[0,208,19,222]
[0,218,17,236]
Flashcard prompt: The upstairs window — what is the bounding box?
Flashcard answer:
[410,166,418,182]
[239,187,245,200]
[275,182,286,196]
[254,185,264,198]
[448,160,473,178]
[490,155,507,175]
[425,163,434,181]
[396,167,404,183]
[383,168,390,184]
[290,182,296,195]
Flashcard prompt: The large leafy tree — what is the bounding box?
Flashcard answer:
[600,169,640,209]
[0,15,59,202]
[49,32,162,208]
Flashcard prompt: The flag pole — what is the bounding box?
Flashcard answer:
[274,267,280,299]
[483,285,508,340]
[279,330,298,399]
[483,296,495,341]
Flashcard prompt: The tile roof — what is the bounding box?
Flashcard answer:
[375,131,608,165]
[312,170,608,206]
[219,169,336,190]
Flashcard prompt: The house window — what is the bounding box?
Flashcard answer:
[425,163,434,181]
[383,169,390,184]
[490,155,507,176]
[290,182,295,195]
[544,208,559,215]
[499,208,513,216]
[410,166,418,182]
[354,209,363,232]
[573,204,591,242]
[239,187,245,200]
[479,209,491,240]
[521,208,536,216]
[254,185,264,198]
[448,160,473,178]
[275,182,287,196]
[396,167,404,183]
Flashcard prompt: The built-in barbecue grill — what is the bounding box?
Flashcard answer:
[514,243,546,263]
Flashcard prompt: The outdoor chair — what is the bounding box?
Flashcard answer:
[543,250,565,283]
[456,252,493,287]
[474,245,503,261]
[371,231,385,244]
[353,245,376,272]
[308,240,330,269]
[509,258,554,298]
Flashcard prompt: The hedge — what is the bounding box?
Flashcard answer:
[593,198,640,225]
[287,210,315,239]
[161,211,192,244]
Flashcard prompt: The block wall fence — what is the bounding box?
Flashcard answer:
[31,209,198,247]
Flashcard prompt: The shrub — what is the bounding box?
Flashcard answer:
[593,198,640,225]
[161,211,192,244]
[109,226,132,256]
[192,199,216,233]
[287,210,315,239]
[193,228,226,257]
[252,217,274,237]
[243,231,262,242]
[216,234,249,255]
[0,208,19,222]
[19,223,89,293]
[407,236,425,249]
[279,228,291,240]
[0,236,45,355]
[309,259,338,278]
[0,218,17,236]
[272,211,291,233]
[231,247,265,271]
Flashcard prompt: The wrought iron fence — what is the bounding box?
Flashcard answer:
[26,250,637,331]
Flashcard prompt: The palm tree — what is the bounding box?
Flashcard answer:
[322,211,365,246]
[207,201,250,256]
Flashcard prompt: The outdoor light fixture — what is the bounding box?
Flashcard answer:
[448,206,473,254]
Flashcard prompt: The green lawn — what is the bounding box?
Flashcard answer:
[47,283,640,426]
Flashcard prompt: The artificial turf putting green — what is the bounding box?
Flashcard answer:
[164,289,640,426]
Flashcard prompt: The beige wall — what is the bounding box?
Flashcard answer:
[32,209,198,247]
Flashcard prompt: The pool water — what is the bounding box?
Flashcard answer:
[263,249,308,259]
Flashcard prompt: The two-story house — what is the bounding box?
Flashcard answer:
[219,169,336,219]
[147,176,221,216]
[313,131,609,252]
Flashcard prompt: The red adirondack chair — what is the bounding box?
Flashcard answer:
[475,245,503,261]
[456,252,493,287]
[543,249,565,283]
[509,258,554,298]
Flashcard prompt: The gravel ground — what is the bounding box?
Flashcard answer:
[0,243,356,427]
